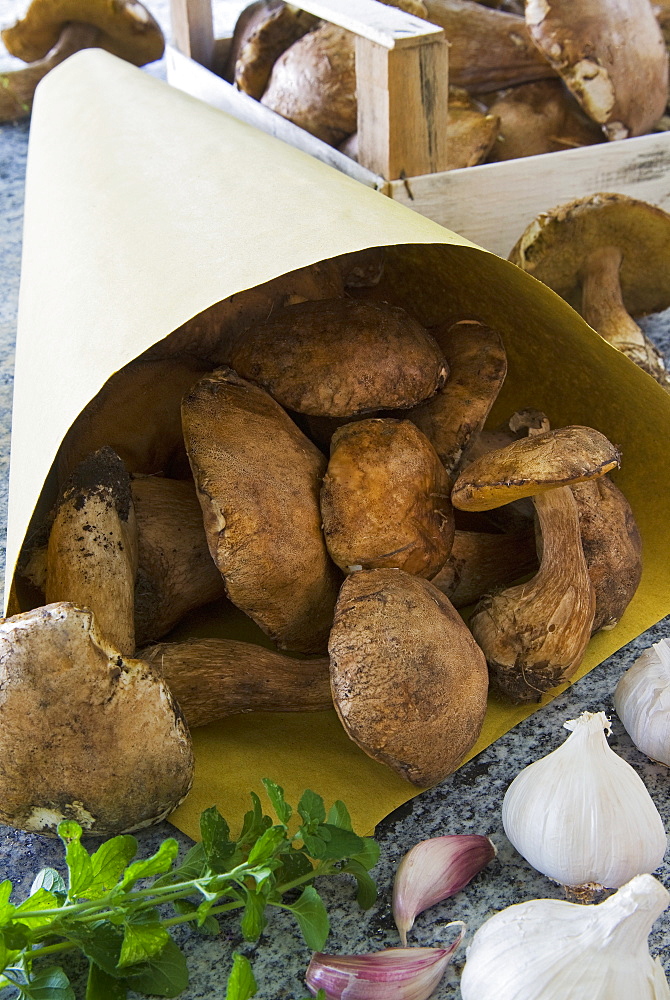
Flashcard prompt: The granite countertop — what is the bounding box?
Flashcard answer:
[2,2,670,997]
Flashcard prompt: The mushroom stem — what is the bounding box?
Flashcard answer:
[470,485,596,703]
[580,245,670,389]
[141,639,332,728]
[0,23,99,123]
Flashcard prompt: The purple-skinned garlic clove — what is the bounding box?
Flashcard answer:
[305,926,465,1000]
[393,835,496,945]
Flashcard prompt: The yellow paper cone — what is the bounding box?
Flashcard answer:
[7,50,670,839]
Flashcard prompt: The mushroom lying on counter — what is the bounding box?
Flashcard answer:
[509,193,670,390]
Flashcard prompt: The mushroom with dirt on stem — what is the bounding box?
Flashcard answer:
[0,602,193,836]
[509,193,670,390]
[45,447,138,657]
[454,425,621,702]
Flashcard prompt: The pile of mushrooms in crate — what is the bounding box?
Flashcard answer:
[222,0,670,168]
[1,244,644,838]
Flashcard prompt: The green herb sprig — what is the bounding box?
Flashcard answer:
[0,780,379,1000]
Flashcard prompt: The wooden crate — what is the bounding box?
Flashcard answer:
[167,0,670,258]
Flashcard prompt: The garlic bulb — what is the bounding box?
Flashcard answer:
[460,874,670,1000]
[615,638,670,765]
[502,711,667,892]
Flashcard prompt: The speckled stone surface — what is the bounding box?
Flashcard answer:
[2,2,670,997]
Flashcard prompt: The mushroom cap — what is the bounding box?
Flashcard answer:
[525,0,669,138]
[328,568,489,786]
[229,298,448,418]
[451,424,620,511]
[509,193,670,318]
[226,0,318,99]
[2,0,165,66]
[0,603,193,836]
[181,367,341,654]
[320,418,454,577]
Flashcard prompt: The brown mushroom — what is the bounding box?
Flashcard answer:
[407,319,507,477]
[229,298,448,418]
[260,0,428,145]
[431,524,538,607]
[46,448,138,657]
[444,89,501,168]
[0,603,193,836]
[451,424,620,511]
[469,483,596,702]
[2,0,164,66]
[320,418,454,577]
[571,476,643,634]
[328,568,489,785]
[131,476,226,646]
[509,194,670,390]
[141,638,331,727]
[146,259,345,365]
[525,0,669,139]
[0,23,100,123]
[181,368,341,654]
[484,80,604,161]
[225,0,318,99]
[422,0,556,92]
[57,356,209,485]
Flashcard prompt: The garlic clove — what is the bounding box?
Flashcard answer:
[502,711,667,893]
[305,927,465,1000]
[392,835,496,945]
[460,874,670,1000]
[615,638,670,766]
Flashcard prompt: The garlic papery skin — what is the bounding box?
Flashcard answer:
[392,834,496,945]
[460,874,670,1000]
[306,925,465,1000]
[615,638,670,765]
[501,711,667,891]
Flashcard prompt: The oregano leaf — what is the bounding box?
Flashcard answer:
[119,840,179,889]
[261,779,292,825]
[288,886,329,951]
[297,790,325,827]
[86,962,128,1000]
[326,800,353,831]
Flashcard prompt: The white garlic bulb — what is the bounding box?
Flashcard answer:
[615,638,670,765]
[502,711,667,891]
[460,874,670,1000]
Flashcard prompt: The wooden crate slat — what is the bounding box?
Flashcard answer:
[171,0,215,68]
[295,0,443,48]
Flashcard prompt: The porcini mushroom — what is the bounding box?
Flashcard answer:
[141,638,331,728]
[431,524,538,607]
[328,568,489,785]
[422,0,556,92]
[0,603,193,836]
[407,319,507,476]
[46,448,138,656]
[2,0,164,66]
[229,298,448,417]
[225,0,318,99]
[451,424,620,511]
[0,23,99,123]
[509,194,670,389]
[320,418,454,577]
[525,0,669,138]
[181,368,341,653]
[132,476,226,646]
[444,89,501,168]
[484,80,604,161]
[571,476,643,633]
[460,424,620,701]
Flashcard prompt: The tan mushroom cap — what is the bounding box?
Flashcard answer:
[226,0,318,100]
[509,193,670,317]
[525,0,669,139]
[451,425,620,511]
[2,0,165,66]
[0,603,193,836]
